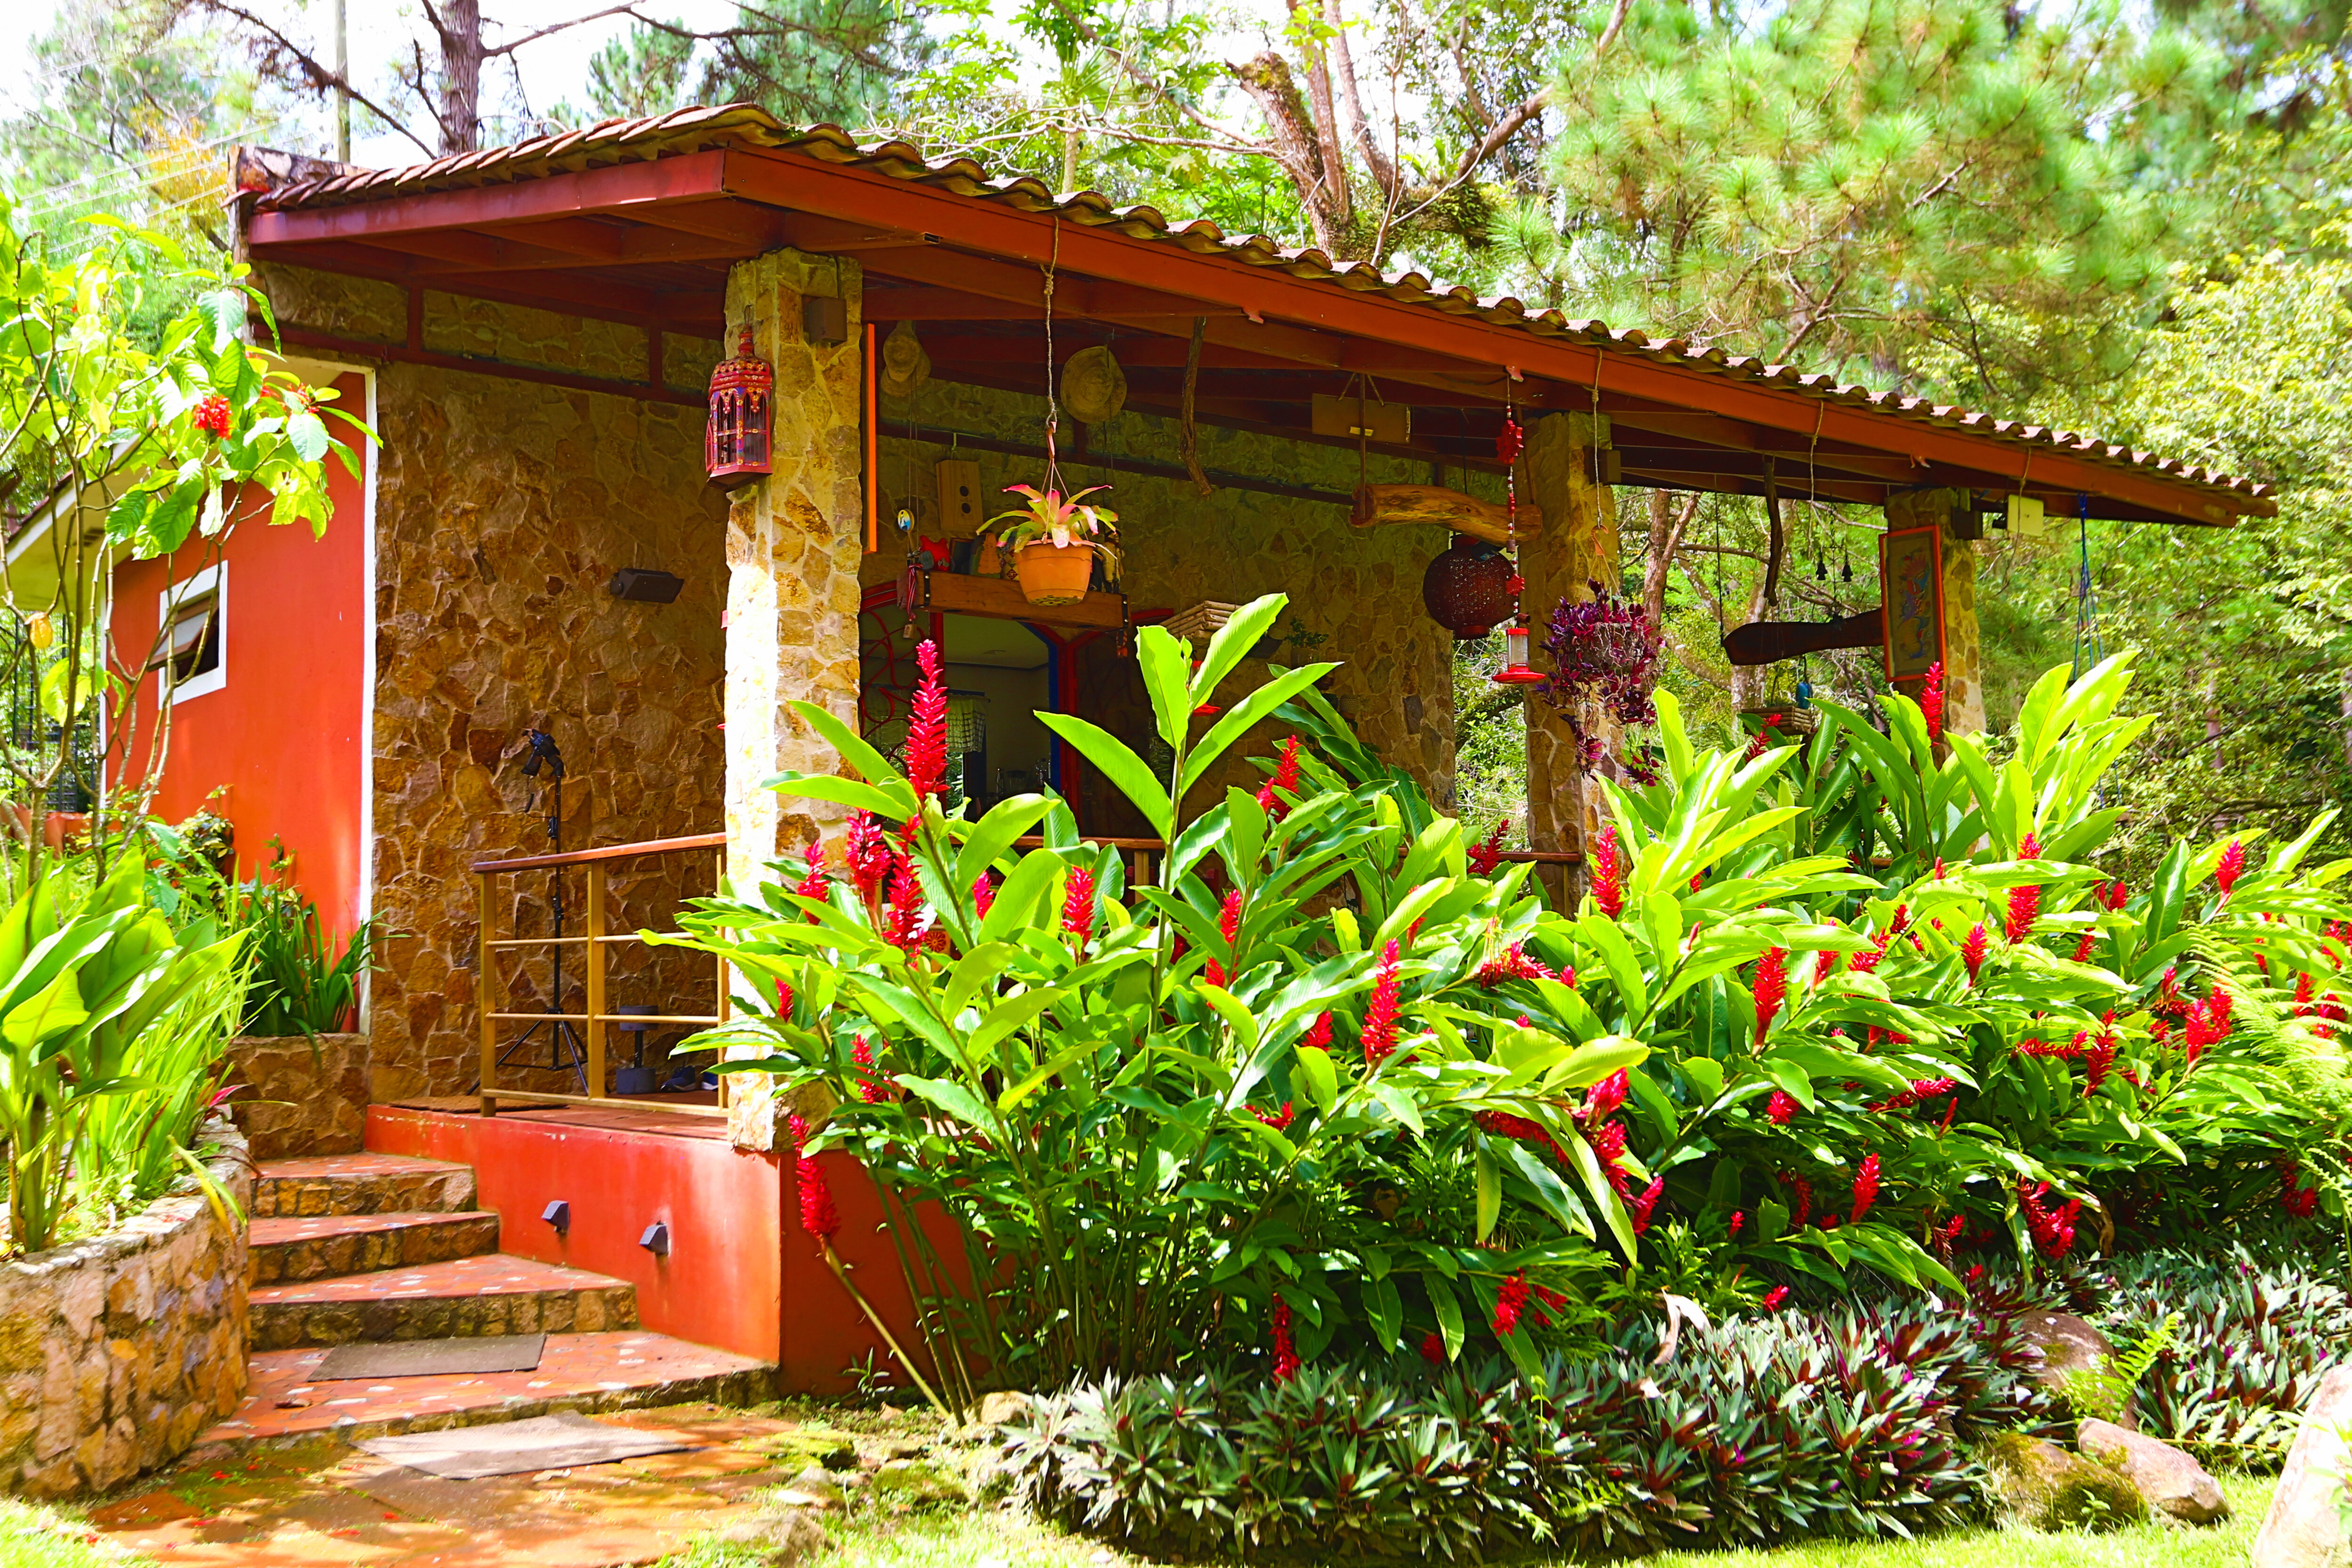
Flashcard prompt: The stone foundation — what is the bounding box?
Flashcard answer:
[0,1122,252,1497]
[224,1034,369,1159]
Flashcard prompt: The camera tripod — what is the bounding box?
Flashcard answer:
[496,728,590,1093]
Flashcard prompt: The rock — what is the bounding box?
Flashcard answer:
[2015,1310,2136,1430]
[816,1442,858,1472]
[1981,1432,2147,1531]
[976,1390,1033,1428]
[780,1467,846,1509]
[711,1509,829,1564]
[871,1458,970,1509]
[2255,1365,2352,1568]
[2078,1418,2229,1524]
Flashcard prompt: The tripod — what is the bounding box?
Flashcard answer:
[497,728,589,1093]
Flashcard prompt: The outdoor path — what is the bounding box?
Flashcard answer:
[86,1403,839,1566]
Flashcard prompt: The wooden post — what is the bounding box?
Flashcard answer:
[714,846,731,1111]
[585,862,607,1101]
[477,871,497,1117]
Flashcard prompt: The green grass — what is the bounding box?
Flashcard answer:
[0,1498,131,1568]
[806,1510,1144,1566]
[1624,1471,2275,1568]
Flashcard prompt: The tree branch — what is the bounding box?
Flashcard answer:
[187,0,436,157]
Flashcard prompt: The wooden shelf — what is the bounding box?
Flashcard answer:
[922,570,1125,630]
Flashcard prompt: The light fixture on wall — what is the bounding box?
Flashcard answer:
[542,1200,571,1237]
[609,568,685,603]
[638,1221,671,1257]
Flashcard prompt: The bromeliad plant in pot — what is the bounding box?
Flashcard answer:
[987,481,1120,606]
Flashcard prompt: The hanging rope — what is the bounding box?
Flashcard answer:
[2070,492,2102,679]
[1180,315,1211,496]
[1041,223,1064,495]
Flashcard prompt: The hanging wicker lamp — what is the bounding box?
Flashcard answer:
[1422,534,1515,640]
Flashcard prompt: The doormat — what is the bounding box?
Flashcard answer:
[315,1333,546,1381]
[356,1412,695,1479]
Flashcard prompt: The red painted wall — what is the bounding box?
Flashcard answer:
[365,1104,954,1394]
[110,369,370,937]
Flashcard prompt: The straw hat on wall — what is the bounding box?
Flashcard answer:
[881,320,931,399]
[1060,344,1127,424]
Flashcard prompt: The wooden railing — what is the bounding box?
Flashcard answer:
[473,831,730,1120]
[1011,836,1583,885]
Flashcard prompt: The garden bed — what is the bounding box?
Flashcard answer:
[0,1121,251,1498]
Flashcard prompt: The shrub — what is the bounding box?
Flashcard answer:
[1005,1310,1985,1560]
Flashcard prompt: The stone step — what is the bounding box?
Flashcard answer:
[252,1153,477,1218]
[250,1211,501,1286]
[198,1332,778,1449]
[249,1253,641,1350]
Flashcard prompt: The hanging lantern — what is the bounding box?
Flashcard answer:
[1494,619,1544,685]
[1422,534,1515,639]
[705,322,773,481]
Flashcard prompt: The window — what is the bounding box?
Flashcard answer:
[154,563,226,702]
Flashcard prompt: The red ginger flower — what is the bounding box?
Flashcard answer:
[1729,1210,1745,1237]
[1628,1176,1665,1234]
[2006,833,2043,943]
[1469,819,1509,875]
[787,1115,840,1241]
[1253,1100,1295,1131]
[1475,1109,1562,1160]
[192,392,231,438]
[844,812,894,905]
[1762,1286,1791,1311]
[1754,947,1788,1045]
[1960,922,1989,985]
[882,854,927,952]
[1361,939,1402,1065]
[1583,1069,1629,1125]
[1255,736,1301,821]
[1062,866,1097,947]
[2216,839,2247,897]
[1588,1118,1628,1167]
[1303,1010,1333,1051]
[1766,1089,1799,1126]
[971,873,996,918]
[905,639,949,804]
[2072,931,2099,963]
[1473,941,1556,987]
[852,1035,892,1104]
[774,980,795,1019]
[1205,887,1244,986]
[1850,1153,1882,1225]
[1269,1293,1300,1382]
[2019,1181,2080,1259]
[1921,661,1946,741]
[1493,1271,1530,1336]
[1780,1172,1812,1227]
[792,841,830,908]
[1592,825,1625,918]
[1421,1331,1447,1365]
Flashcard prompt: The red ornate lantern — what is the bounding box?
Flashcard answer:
[706,322,773,481]
[1421,534,1515,639]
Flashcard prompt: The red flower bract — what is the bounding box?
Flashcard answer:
[1754,947,1788,1045]
[1253,1100,1295,1131]
[1494,1271,1530,1336]
[1304,1010,1333,1051]
[792,841,831,912]
[1850,1153,1882,1225]
[971,873,996,918]
[906,639,949,804]
[1469,818,1509,875]
[1762,1286,1790,1311]
[1629,1176,1665,1234]
[1420,1331,1447,1364]
[1256,736,1301,821]
[2216,839,2247,897]
[844,812,894,906]
[2006,833,2042,943]
[192,393,231,439]
[1062,866,1097,947]
[1766,1089,1798,1126]
[1921,661,1945,742]
[1592,825,1625,918]
[1269,1294,1300,1382]
[1206,887,1245,987]
[1473,940,1556,987]
[787,1114,840,1241]
[1960,922,1989,985]
[1361,939,1402,1065]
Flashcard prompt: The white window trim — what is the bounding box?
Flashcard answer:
[160,561,226,703]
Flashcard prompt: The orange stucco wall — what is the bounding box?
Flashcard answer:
[111,370,371,938]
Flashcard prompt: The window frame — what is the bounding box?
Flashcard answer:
[157,561,227,703]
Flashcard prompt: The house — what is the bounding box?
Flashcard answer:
[111,107,2272,1425]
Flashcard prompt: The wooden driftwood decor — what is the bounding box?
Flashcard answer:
[1349,484,1544,545]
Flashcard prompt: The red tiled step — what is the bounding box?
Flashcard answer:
[249,1253,639,1350]
[201,1332,777,1447]
[252,1153,477,1218]
[250,1210,501,1286]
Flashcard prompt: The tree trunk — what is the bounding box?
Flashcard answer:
[1229,52,1349,254]
[431,0,485,154]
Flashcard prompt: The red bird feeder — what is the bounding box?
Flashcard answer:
[706,323,773,481]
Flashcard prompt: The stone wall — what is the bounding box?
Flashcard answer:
[0,1123,252,1498]
[224,1034,368,1159]
[257,265,731,1104]
[858,376,1466,817]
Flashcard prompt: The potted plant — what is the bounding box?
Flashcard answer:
[988,483,1120,606]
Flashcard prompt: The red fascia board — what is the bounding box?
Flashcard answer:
[248,150,738,249]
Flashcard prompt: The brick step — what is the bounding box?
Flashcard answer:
[250,1253,640,1350]
[199,1332,777,1449]
[253,1153,477,1218]
[251,1211,501,1286]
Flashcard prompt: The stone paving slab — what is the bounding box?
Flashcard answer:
[91,1404,872,1568]
[199,1333,778,1447]
[250,1253,639,1350]
[251,1212,502,1285]
[251,1155,477,1219]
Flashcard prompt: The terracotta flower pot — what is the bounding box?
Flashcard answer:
[1015,541,1094,606]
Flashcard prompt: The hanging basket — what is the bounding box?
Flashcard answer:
[1015,541,1095,606]
[1738,706,1818,740]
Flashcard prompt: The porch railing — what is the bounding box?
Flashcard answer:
[473,831,730,1120]
[1012,836,1583,888]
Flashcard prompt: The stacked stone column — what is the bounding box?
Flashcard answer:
[1519,412,1618,900]
[720,247,866,1148]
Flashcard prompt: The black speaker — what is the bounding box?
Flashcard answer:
[608,568,685,603]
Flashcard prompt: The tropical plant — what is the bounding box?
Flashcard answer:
[0,855,246,1253]
[985,481,1122,573]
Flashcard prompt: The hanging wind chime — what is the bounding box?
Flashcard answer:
[1491,401,1542,686]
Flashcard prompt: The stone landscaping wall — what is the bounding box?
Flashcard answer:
[224,1033,368,1158]
[0,1122,252,1498]
[255,264,731,1104]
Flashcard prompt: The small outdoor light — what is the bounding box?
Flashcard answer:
[639,1221,671,1257]
[705,321,773,482]
[1420,534,1515,640]
[542,1200,571,1237]
[608,568,685,604]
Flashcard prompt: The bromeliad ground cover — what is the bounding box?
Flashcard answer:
[669,592,2352,1552]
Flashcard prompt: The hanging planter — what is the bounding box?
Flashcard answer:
[987,483,1122,607]
[1538,585,1665,748]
